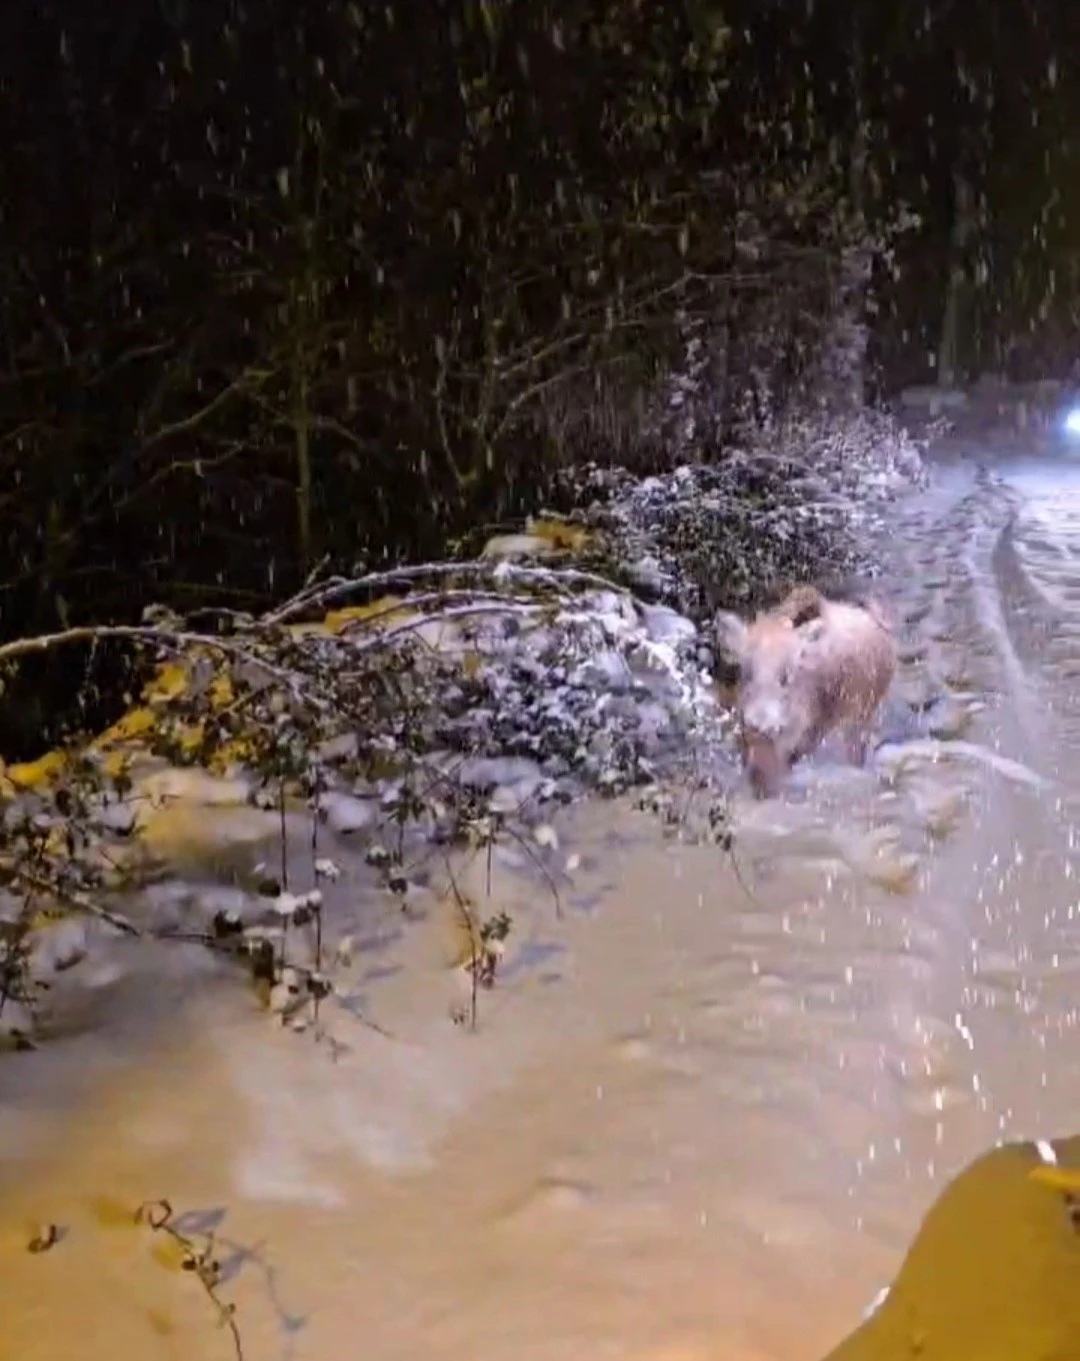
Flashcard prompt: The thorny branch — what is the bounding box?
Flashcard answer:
[0,560,652,1042]
[135,1199,245,1361]
[263,559,629,626]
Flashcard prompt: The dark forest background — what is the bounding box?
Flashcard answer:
[1,0,1079,752]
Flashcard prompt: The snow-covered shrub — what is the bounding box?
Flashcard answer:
[0,559,736,1043]
[556,405,926,622]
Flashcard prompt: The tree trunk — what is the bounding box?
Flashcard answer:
[937,168,973,388]
[293,364,312,577]
[845,13,869,408]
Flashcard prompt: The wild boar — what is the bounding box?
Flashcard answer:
[714,584,897,797]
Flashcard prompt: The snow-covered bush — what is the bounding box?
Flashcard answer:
[0,560,734,1045]
[557,405,927,622]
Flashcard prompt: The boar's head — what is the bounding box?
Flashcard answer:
[714,587,828,797]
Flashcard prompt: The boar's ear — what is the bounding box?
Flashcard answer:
[799,617,828,646]
[713,611,748,662]
[778,584,824,627]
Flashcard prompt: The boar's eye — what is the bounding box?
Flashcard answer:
[778,665,792,687]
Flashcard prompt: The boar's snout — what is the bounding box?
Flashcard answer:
[740,728,791,799]
[740,692,789,740]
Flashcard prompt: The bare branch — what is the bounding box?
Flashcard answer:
[264,562,631,627]
[0,624,320,709]
[10,873,141,938]
[139,369,268,450]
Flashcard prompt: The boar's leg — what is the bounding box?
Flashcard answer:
[840,721,873,767]
[787,701,836,767]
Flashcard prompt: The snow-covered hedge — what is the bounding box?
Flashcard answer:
[0,562,730,1042]
[557,405,927,620]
